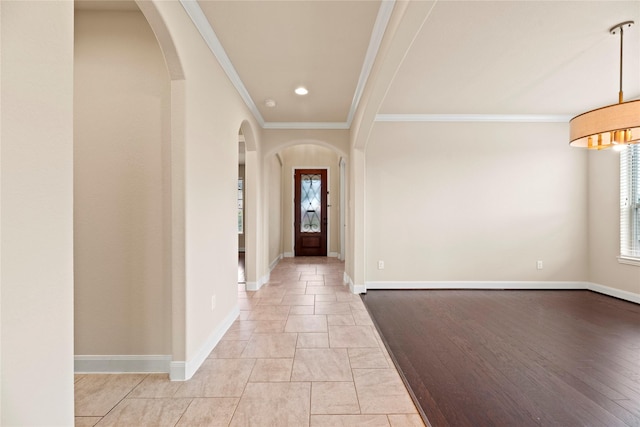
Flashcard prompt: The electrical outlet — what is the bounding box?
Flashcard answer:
[211,295,217,310]
[378,260,385,270]
[537,261,543,270]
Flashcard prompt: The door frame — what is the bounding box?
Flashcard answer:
[291,166,330,257]
[339,158,346,261]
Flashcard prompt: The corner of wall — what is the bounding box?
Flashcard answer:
[344,271,366,294]
[169,305,239,381]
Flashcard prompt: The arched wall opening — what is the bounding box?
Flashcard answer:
[264,138,348,265]
[240,120,264,290]
[74,4,174,369]
[137,0,264,380]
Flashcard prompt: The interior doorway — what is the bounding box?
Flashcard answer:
[294,169,328,256]
[238,133,246,283]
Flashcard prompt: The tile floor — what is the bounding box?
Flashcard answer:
[75,257,425,426]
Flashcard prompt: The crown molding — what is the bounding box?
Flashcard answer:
[346,0,396,127]
[179,0,266,127]
[375,114,573,123]
[180,0,395,131]
[263,122,350,130]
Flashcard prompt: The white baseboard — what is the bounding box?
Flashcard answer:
[363,280,640,305]
[245,256,282,292]
[75,307,239,379]
[352,284,367,294]
[169,361,186,381]
[74,355,171,374]
[270,254,283,271]
[344,272,366,294]
[170,305,240,381]
[283,252,339,258]
[246,272,270,291]
[365,281,589,290]
[588,282,640,305]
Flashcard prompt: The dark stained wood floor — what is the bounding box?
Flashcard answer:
[362,290,640,427]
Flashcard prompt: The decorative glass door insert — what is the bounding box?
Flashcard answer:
[300,173,322,233]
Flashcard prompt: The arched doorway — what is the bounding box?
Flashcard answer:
[267,142,347,262]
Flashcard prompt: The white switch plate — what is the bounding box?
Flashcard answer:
[211,295,217,310]
[378,260,384,270]
[537,261,543,270]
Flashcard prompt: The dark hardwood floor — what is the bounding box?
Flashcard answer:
[362,290,640,427]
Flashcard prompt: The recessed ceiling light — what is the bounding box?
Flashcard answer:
[294,86,309,96]
[265,99,277,108]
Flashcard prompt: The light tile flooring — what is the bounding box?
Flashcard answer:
[75,257,424,427]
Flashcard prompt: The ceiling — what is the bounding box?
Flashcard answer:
[198,0,383,126]
[381,1,640,117]
[79,0,640,129]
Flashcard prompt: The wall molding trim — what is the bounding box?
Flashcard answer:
[365,281,588,290]
[374,114,573,123]
[270,254,283,271]
[344,272,366,294]
[617,256,640,267]
[363,280,640,305]
[246,270,271,292]
[170,306,239,381]
[263,122,349,130]
[179,0,265,126]
[588,282,640,305]
[74,355,171,374]
[180,0,394,130]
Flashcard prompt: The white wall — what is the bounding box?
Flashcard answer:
[1,1,75,424]
[588,150,640,293]
[365,121,589,283]
[280,145,341,257]
[74,9,171,356]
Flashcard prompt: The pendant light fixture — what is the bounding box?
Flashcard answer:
[570,21,640,150]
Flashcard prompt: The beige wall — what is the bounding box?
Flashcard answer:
[268,155,283,266]
[588,150,640,293]
[365,121,589,283]
[74,9,171,355]
[155,1,263,364]
[74,1,265,376]
[280,145,341,256]
[1,1,75,424]
[262,129,349,159]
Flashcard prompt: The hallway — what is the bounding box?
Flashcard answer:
[74,258,423,426]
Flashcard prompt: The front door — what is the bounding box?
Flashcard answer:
[294,169,327,256]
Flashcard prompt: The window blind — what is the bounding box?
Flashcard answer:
[620,145,640,258]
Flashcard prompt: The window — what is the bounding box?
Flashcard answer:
[238,178,244,234]
[620,145,640,260]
